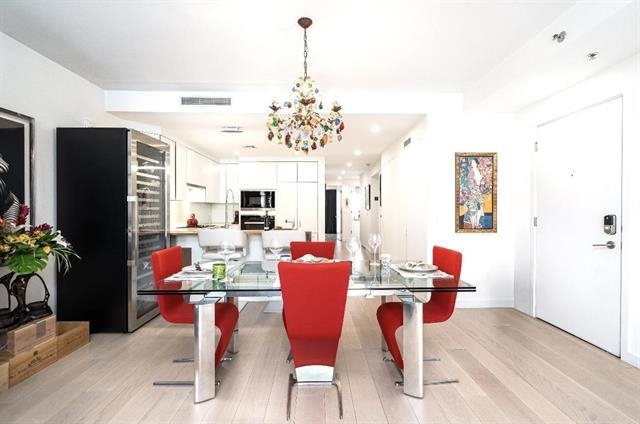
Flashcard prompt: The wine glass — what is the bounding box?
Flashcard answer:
[346,236,360,261]
[269,239,283,259]
[368,233,382,266]
[218,241,235,282]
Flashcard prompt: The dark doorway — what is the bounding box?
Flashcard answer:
[325,189,337,234]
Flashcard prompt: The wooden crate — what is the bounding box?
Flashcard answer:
[0,359,8,393]
[56,321,90,359]
[2,315,56,355]
[0,337,57,387]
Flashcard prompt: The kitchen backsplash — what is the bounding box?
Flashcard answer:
[170,200,237,228]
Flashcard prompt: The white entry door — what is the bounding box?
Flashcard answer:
[535,97,622,356]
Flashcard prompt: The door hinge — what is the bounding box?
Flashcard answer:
[533,216,538,227]
[534,141,539,152]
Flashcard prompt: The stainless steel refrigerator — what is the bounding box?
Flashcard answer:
[56,128,169,332]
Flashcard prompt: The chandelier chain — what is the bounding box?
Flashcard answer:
[303,28,308,79]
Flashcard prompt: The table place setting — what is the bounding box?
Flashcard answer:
[390,262,452,279]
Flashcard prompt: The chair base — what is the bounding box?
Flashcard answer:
[394,378,459,387]
[287,367,343,421]
[154,380,221,387]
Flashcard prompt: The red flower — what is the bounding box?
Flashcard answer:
[17,204,29,225]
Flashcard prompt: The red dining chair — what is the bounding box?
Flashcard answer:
[279,261,350,420]
[290,241,336,260]
[151,246,239,375]
[376,246,462,383]
[283,240,337,361]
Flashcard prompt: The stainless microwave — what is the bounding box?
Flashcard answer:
[240,190,275,209]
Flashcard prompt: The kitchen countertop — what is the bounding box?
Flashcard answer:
[169,229,306,236]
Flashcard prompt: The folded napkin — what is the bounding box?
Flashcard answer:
[390,264,452,279]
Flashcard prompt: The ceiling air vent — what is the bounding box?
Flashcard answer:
[180,96,231,106]
[403,137,412,148]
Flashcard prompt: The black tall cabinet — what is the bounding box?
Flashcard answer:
[56,128,169,332]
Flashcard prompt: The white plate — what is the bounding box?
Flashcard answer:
[397,262,438,273]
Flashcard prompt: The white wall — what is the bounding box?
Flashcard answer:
[424,113,517,308]
[515,53,640,366]
[376,113,516,308]
[0,32,122,310]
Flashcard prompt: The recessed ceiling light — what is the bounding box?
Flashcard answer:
[233,150,239,155]
[337,175,342,180]
[241,145,256,149]
[354,149,362,156]
[221,126,243,133]
[341,170,346,175]
[346,162,352,167]
[370,124,381,133]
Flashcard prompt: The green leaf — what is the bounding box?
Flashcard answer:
[7,250,48,274]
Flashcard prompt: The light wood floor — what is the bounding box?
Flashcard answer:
[1,298,639,423]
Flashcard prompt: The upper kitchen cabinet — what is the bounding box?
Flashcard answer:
[173,142,187,201]
[239,161,277,189]
[276,162,298,182]
[224,163,239,204]
[297,161,318,182]
[184,148,222,203]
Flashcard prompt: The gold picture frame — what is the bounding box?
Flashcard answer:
[455,152,497,233]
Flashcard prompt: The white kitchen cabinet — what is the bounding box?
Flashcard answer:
[205,163,222,203]
[277,162,298,182]
[297,182,318,239]
[224,163,239,204]
[297,161,318,182]
[239,161,277,189]
[275,182,298,229]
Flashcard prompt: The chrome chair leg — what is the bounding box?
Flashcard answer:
[286,374,295,420]
[286,349,293,363]
[424,378,459,385]
[332,374,344,419]
[286,372,344,420]
[153,380,193,386]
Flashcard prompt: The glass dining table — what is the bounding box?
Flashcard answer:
[138,259,476,403]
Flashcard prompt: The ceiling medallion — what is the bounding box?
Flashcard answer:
[267,17,344,154]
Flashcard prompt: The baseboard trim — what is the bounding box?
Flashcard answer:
[455,298,514,308]
[621,351,640,368]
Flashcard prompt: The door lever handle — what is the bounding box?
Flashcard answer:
[592,241,615,249]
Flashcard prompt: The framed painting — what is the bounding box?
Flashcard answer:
[455,152,497,233]
[0,108,34,225]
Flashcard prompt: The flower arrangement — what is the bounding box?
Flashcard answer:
[0,205,79,275]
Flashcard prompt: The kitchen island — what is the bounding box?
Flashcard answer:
[169,228,311,262]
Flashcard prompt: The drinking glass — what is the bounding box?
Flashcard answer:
[269,240,283,258]
[368,233,382,266]
[346,236,360,262]
[218,241,235,282]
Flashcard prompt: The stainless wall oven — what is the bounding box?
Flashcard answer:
[240,213,275,230]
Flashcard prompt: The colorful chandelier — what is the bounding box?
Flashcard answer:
[267,17,344,154]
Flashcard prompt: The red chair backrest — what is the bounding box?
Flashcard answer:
[151,246,194,323]
[278,261,350,367]
[424,245,463,323]
[290,241,336,260]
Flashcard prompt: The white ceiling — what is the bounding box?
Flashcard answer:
[114,112,423,181]
[0,1,575,92]
[1,1,637,180]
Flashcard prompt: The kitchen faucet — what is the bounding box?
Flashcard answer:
[224,189,235,228]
